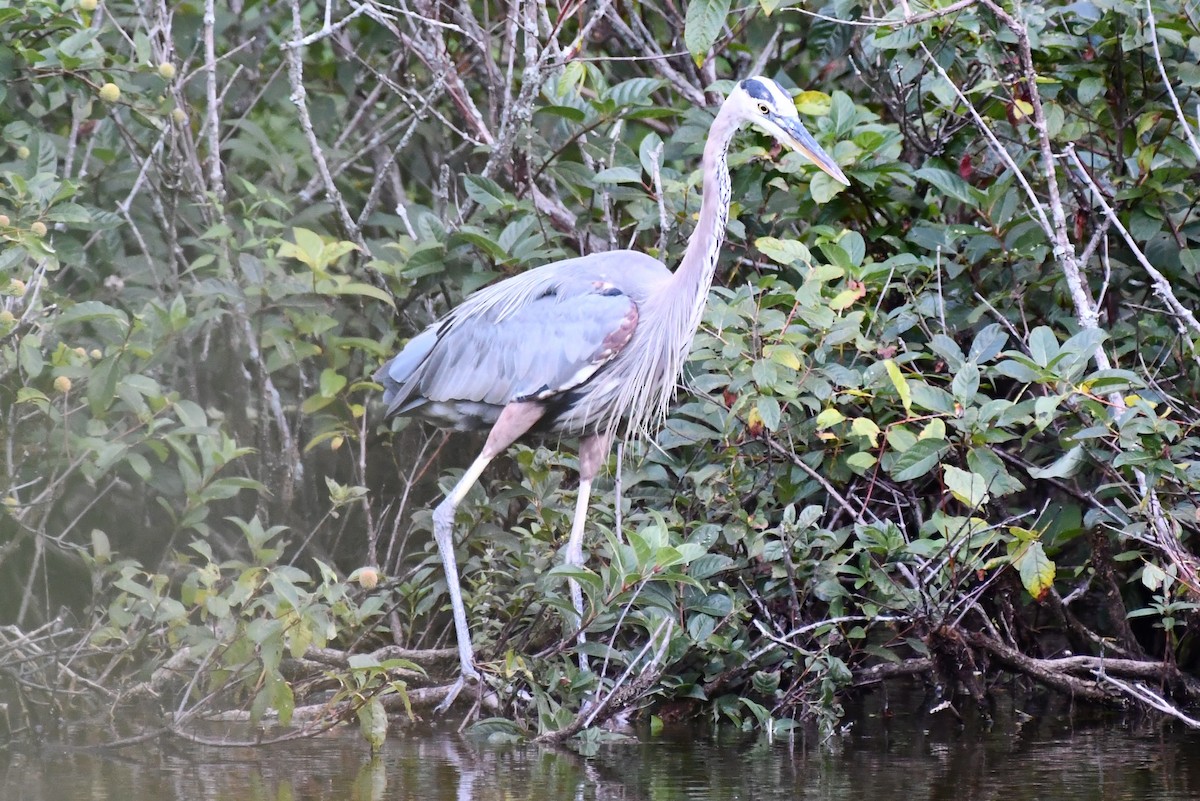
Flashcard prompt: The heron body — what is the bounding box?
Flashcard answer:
[376,76,849,706]
[379,249,669,436]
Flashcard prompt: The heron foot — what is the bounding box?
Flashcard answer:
[434,676,465,714]
[434,668,481,715]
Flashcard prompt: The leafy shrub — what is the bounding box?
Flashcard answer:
[2,0,1198,743]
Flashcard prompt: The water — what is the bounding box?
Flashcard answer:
[2,691,1198,800]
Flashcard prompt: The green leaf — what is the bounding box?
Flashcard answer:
[684,0,732,64]
[914,166,985,206]
[850,416,880,446]
[593,166,641,185]
[463,174,510,212]
[1083,369,1144,393]
[794,90,832,116]
[318,368,347,398]
[888,438,946,481]
[688,553,734,580]
[883,359,912,415]
[968,324,1008,364]
[358,697,388,752]
[536,104,586,123]
[951,361,980,403]
[840,231,865,267]
[19,335,44,379]
[967,448,1024,497]
[944,465,989,508]
[815,408,844,429]
[810,172,846,204]
[57,301,129,328]
[452,229,507,260]
[545,564,604,595]
[1028,326,1059,367]
[291,227,324,268]
[604,77,664,107]
[756,396,781,431]
[1027,445,1084,479]
[846,451,877,473]
[755,236,812,267]
[1033,395,1060,431]
[1140,562,1167,592]
[1014,541,1055,601]
[639,131,665,176]
[320,281,396,308]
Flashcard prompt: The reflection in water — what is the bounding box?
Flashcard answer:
[1,691,1198,800]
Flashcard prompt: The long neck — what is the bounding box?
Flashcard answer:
[664,103,740,347]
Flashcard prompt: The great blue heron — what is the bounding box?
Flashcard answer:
[376,76,848,703]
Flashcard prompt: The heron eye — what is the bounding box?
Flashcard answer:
[757,102,771,115]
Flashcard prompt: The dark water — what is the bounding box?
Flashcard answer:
[3,692,1198,800]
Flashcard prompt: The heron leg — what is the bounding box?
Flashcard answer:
[431,401,544,711]
[564,432,613,671]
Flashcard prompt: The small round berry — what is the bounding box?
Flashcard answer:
[54,376,72,393]
[157,62,176,80]
[30,222,47,237]
[99,83,121,103]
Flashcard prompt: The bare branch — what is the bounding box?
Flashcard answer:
[202,0,225,203]
[284,0,370,253]
[1145,0,1200,163]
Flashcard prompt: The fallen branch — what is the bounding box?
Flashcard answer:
[851,658,934,687]
[1093,671,1200,729]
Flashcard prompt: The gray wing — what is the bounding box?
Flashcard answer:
[376,252,665,427]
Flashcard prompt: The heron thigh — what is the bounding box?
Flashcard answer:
[481,400,547,459]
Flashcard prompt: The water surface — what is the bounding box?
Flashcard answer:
[2,690,1197,800]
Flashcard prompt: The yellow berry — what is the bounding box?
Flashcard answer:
[73,347,87,358]
[330,435,344,451]
[171,108,187,125]
[99,83,121,103]
[30,222,46,237]
[2,496,18,508]
[90,348,102,359]
[80,0,99,10]
[9,279,25,295]
[354,568,380,589]
[16,146,29,159]
[54,376,72,393]
[0,311,14,327]
[157,62,176,80]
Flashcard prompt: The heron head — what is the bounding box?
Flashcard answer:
[734,76,850,186]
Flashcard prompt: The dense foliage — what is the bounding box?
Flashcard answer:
[1,0,1198,744]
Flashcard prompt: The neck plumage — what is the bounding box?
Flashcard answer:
[658,103,740,360]
[609,101,742,442]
